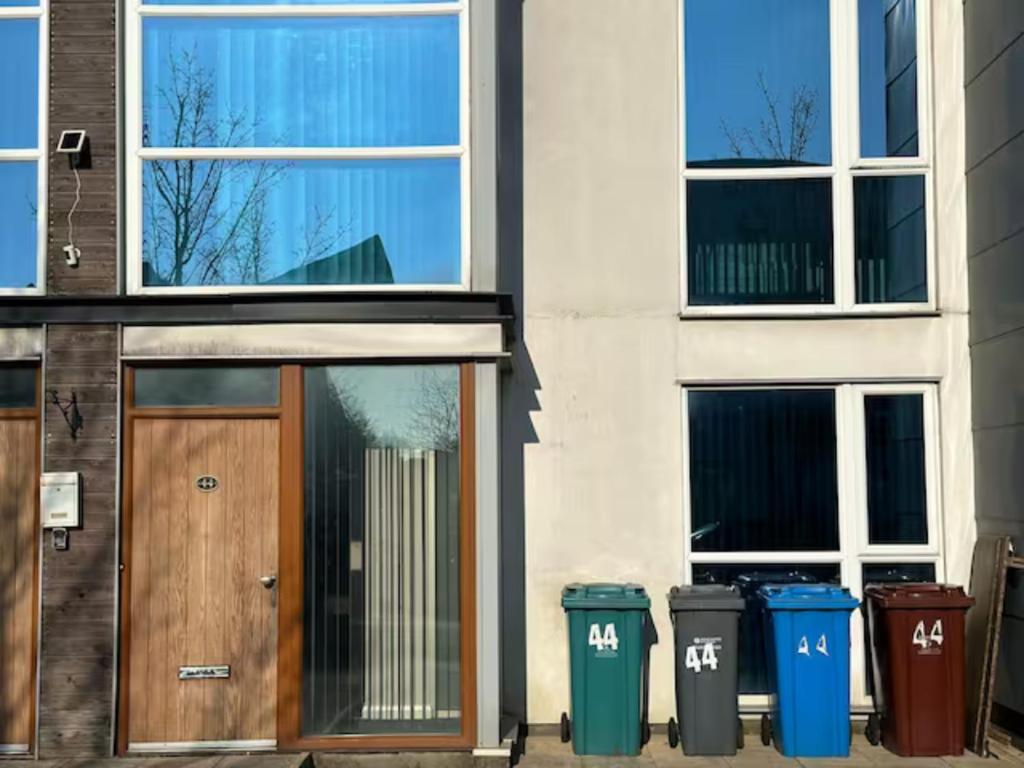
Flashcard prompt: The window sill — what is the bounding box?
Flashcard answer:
[678,309,941,321]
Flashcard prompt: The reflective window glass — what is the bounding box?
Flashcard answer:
[142,158,461,287]
[0,19,38,149]
[0,367,36,408]
[688,389,839,552]
[687,179,834,306]
[0,163,38,290]
[859,0,919,158]
[143,16,459,149]
[865,394,928,544]
[685,0,831,167]
[303,365,462,736]
[854,175,927,304]
[694,564,841,693]
[133,367,280,407]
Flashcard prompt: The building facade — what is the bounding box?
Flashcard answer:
[0,0,1009,760]
[0,0,516,758]
[964,0,1024,742]
[506,0,975,730]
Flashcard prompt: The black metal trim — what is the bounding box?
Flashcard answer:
[0,292,516,328]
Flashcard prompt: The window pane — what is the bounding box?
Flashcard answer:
[142,158,461,287]
[694,564,840,694]
[865,394,928,544]
[0,20,38,148]
[143,16,459,148]
[862,562,935,693]
[685,0,831,167]
[854,175,926,304]
[133,367,280,407]
[687,179,834,305]
[0,162,38,289]
[146,0,452,4]
[689,389,839,552]
[859,0,918,157]
[303,365,461,736]
[0,367,35,408]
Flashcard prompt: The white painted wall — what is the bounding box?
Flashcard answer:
[516,0,972,725]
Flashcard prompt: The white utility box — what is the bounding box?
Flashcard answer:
[40,472,81,529]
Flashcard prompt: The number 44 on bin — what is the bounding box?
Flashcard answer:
[588,622,619,655]
[685,639,720,672]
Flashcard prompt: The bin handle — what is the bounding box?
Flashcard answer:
[641,610,659,747]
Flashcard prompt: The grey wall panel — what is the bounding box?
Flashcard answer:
[966,38,1024,171]
[970,330,1024,430]
[965,0,1024,84]
[966,135,1024,258]
[972,425,1024,551]
[969,229,1024,344]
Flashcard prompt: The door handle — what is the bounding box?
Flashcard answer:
[259,574,277,589]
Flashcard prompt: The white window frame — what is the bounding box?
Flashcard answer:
[0,1,48,297]
[677,0,935,316]
[680,383,943,710]
[124,1,471,295]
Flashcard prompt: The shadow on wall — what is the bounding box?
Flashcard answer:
[497,0,538,732]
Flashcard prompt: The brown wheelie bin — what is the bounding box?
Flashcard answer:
[864,583,974,756]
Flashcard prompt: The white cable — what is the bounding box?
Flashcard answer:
[64,166,81,266]
[68,165,81,249]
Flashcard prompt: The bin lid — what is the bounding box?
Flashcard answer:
[758,584,859,611]
[668,584,745,612]
[561,583,650,610]
[864,582,974,610]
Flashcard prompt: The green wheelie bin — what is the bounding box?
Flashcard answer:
[560,584,656,756]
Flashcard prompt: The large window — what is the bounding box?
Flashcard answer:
[681,0,931,312]
[0,1,46,294]
[126,1,468,293]
[683,384,941,706]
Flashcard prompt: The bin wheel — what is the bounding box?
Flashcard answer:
[667,717,679,749]
[760,713,772,747]
[560,712,571,744]
[865,714,881,746]
[737,717,745,750]
[642,720,652,746]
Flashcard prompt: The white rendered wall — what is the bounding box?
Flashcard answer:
[517,0,972,725]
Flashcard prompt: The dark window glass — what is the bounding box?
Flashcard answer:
[143,16,459,149]
[142,159,460,288]
[862,562,935,693]
[0,19,38,149]
[865,394,928,544]
[694,563,840,694]
[859,0,918,157]
[0,367,35,408]
[685,0,831,168]
[854,175,927,303]
[303,365,461,736]
[133,367,280,407]
[687,179,834,305]
[0,162,38,290]
[689,389,839,552]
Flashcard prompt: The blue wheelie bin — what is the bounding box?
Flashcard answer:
[759,585,859,757]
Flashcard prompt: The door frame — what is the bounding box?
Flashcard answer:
[0,366,41,756]
[118,362,477,754]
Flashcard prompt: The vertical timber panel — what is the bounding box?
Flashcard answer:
[42,0,118,755]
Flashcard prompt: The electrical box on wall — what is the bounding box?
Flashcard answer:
[40,472,81,529]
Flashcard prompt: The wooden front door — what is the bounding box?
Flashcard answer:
[126,419,279,749]
[0,419,37,750]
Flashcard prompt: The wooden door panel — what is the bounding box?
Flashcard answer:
[0,420,36,748]
[128,419,279,746]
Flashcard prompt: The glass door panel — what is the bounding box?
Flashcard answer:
[302,365,462,737]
